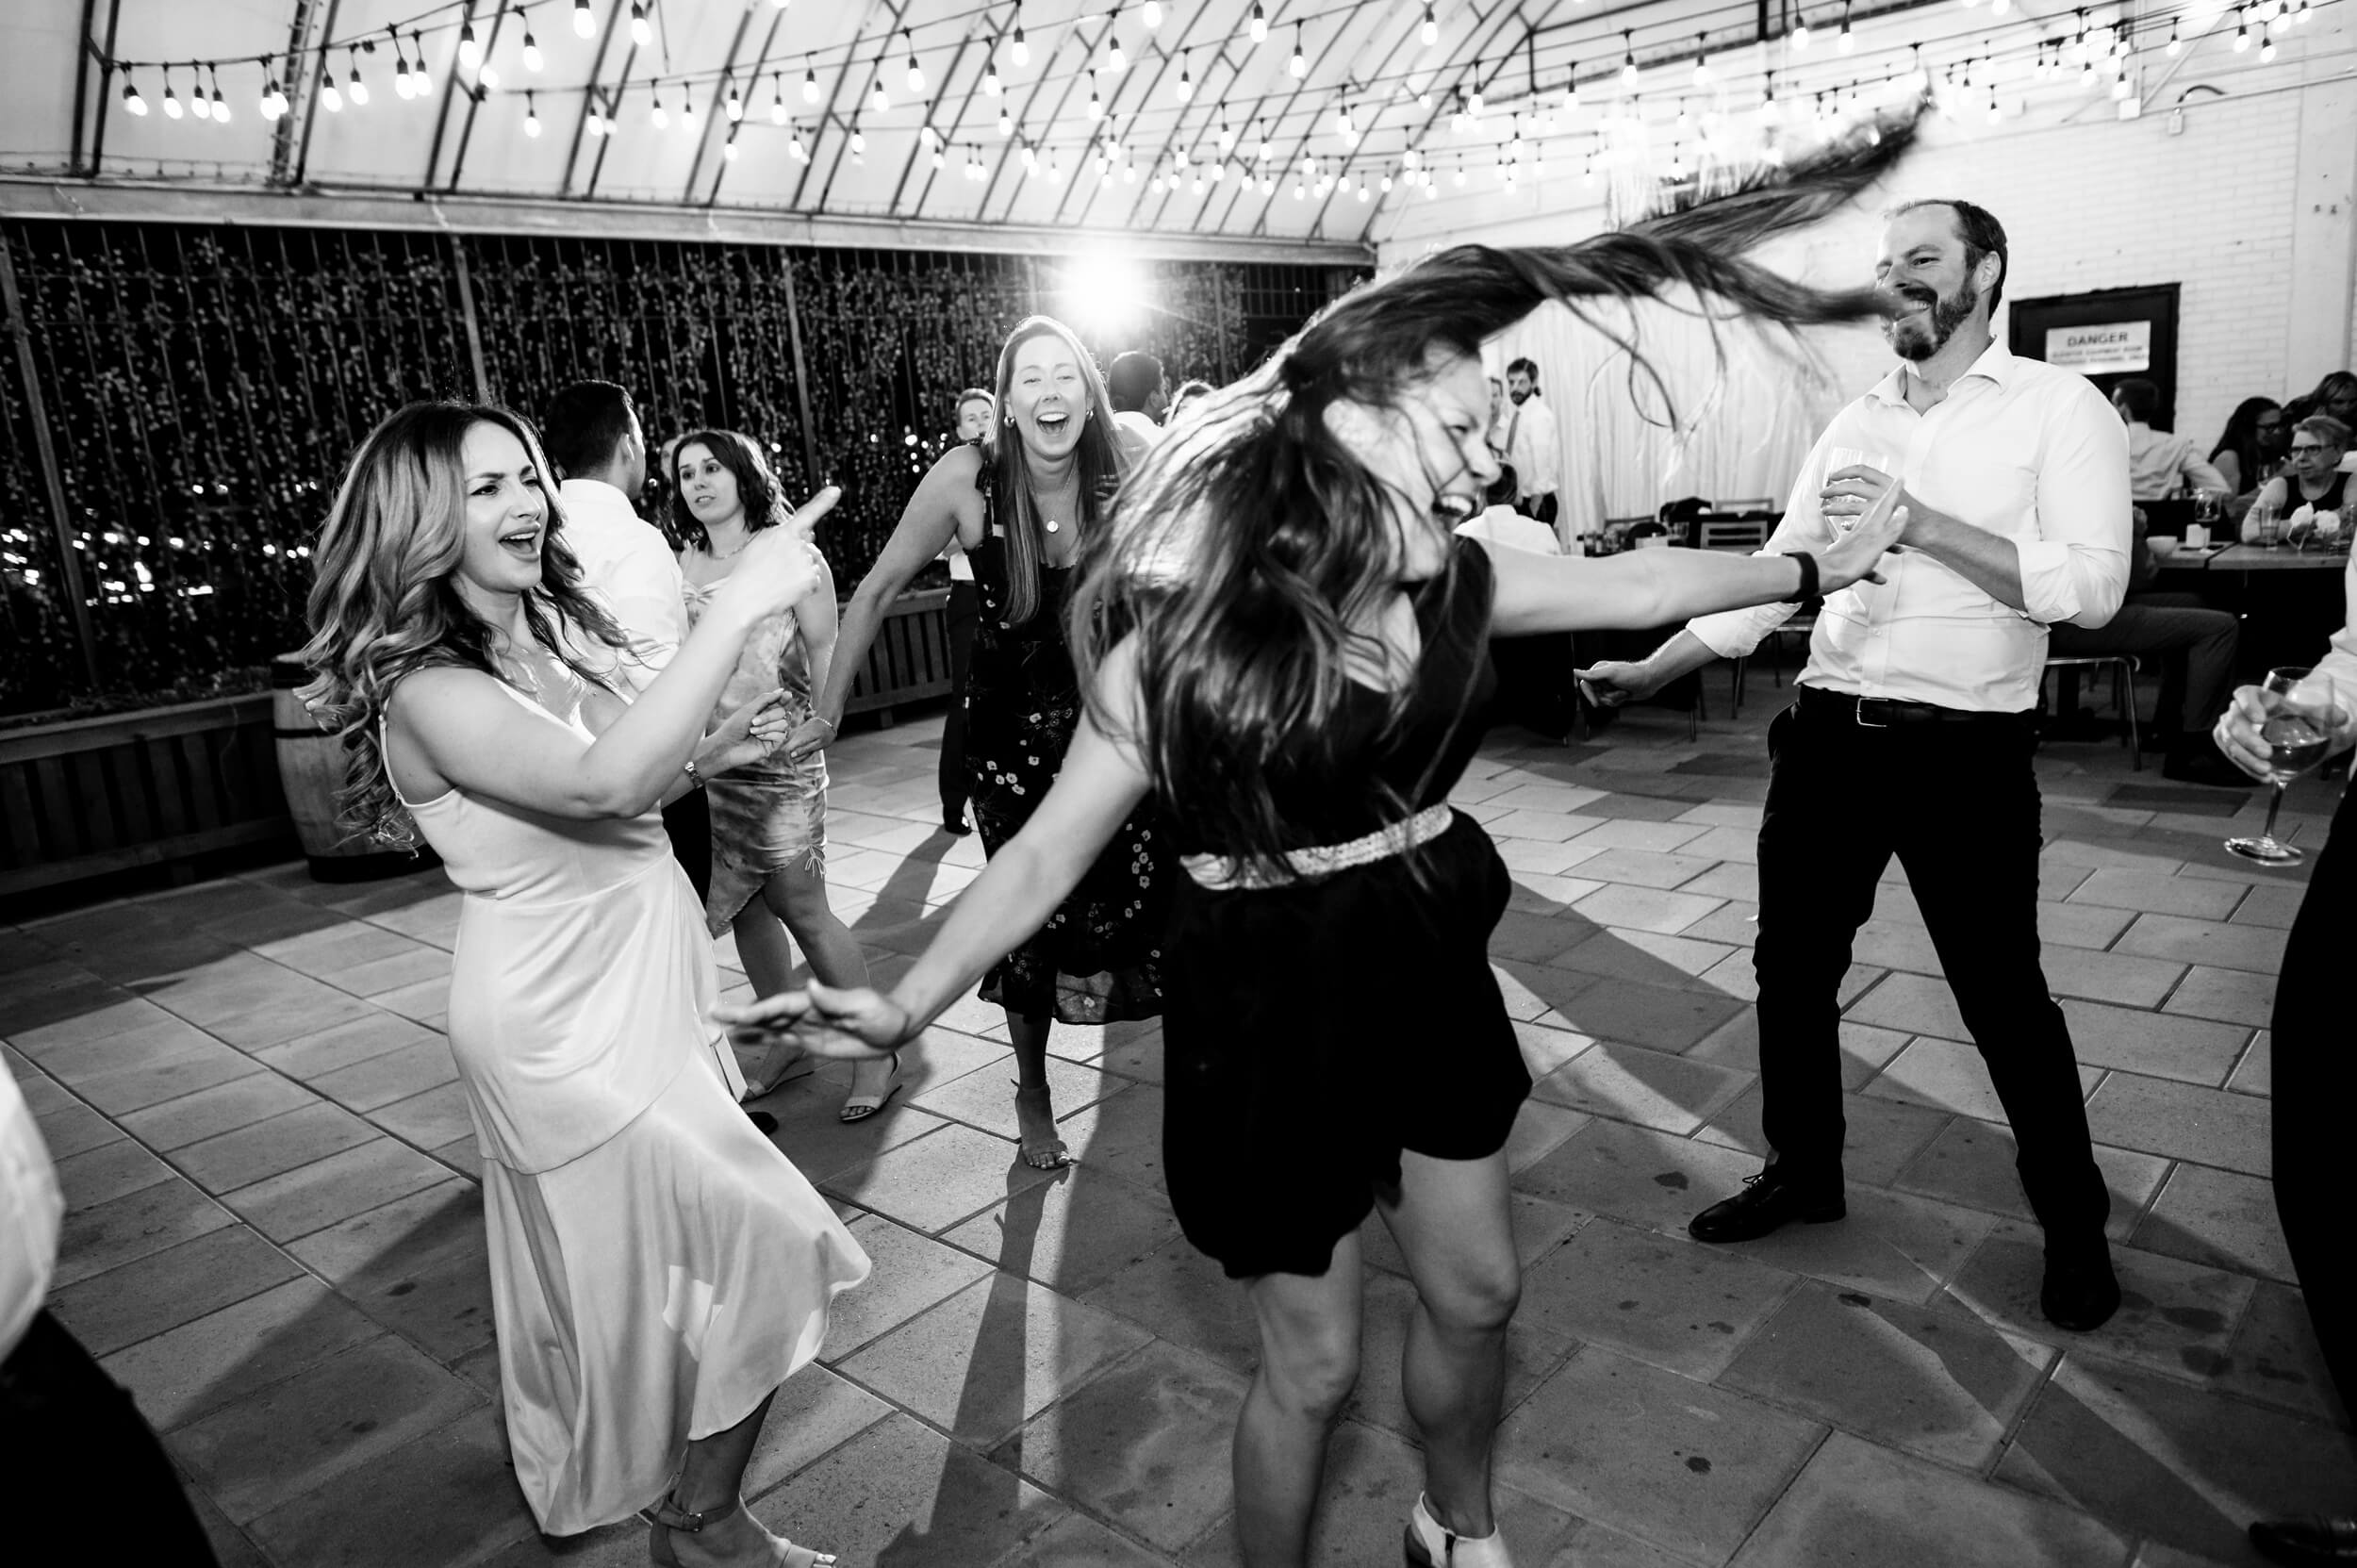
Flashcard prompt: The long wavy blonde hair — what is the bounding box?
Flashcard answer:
[298,402,629,849]
[981,316,1127,626]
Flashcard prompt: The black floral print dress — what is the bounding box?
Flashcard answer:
[961,475,1169,1024]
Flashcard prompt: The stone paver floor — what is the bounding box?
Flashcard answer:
[6,672,2351,1568]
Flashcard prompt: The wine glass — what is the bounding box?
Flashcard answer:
[2225,667,2348,866]
[1821,448,1899,534]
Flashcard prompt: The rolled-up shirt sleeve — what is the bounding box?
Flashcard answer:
[1688,438,1831,659]
[602,532,689,693]
[2018,383,2132,629]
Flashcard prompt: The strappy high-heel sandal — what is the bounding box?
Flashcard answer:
[1403,1493,1514,1567]
[838,1050,903,1124]
[644,1492,836,1568]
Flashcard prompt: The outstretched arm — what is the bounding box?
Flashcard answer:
[719,640,1155,1051]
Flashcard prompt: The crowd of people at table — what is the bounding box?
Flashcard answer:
[5,115,2355,1568]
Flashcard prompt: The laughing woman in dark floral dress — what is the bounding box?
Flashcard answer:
[789,317,1167,1166]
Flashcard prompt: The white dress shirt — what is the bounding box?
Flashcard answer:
[1455,505,1561,556]
[0,1069,61,1359]
[1502,392,1561,503]
[559,478,689,696]
[2124,422,2228,502]
[1689,341,2131,714]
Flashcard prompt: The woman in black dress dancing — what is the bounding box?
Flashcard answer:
[736,128,1919,1567]
[793,318,1166,1164]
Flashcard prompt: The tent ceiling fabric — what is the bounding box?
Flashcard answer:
[0,0,1945,250]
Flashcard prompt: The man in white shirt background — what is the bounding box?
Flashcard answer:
[541,381,707,900]
[939,388,994,835]
[2112,376,2228,503]
[1107,350,1167,457]
[1580,199,2132,1332]
[1499,356,1562,538]
[2216,593,2356,1567]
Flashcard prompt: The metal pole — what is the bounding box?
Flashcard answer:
[779,251,821,489]
[0,239,105,693]
[448,233,491,400]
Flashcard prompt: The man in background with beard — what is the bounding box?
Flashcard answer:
[1577,200,2134,1331]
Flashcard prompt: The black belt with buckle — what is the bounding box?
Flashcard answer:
[1796,685,2025,728]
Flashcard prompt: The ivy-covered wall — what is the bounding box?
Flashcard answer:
[0,218,1361,721]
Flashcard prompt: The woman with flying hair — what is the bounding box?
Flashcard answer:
[299,403,865,1567]
[735,118,1921,1566]
[670,429,876,1114]
[791,316,1171,1167]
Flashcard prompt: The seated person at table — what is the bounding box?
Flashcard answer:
[2048,507,2246,787]
[2209,397,2286,505]
[2113,378,2227,502]
[2254,416,2351,523]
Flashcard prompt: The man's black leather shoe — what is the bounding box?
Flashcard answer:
[1688,1170,1845,1244]
[2250,1514,2357,1564]
[2040,1247,2121,1331]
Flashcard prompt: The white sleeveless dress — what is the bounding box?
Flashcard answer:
[385,674,869,1535]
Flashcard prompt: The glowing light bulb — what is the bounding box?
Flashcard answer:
[478,64,500,91]
[727,85,742,121]
[459,23,482,69]
[395,56,414,99]
[1087,73,1102,119]
[631,5,651,47]
[1621,33,1639,88]
[1011,25,1029,68]
[1693,34,1711,85]
[678,95,695,128]
[651,93,668,129]
[211,84,230,121]
[1109,34,1128,73]
[321,76,342,112]
[522,32,543,73]
[525,93,542,136]
[1291,25,1307,77]
[348,62,369,106]
[574,0,596,39]
[984,56,999,95]
[122,78,147,116]
[850,122,865,154]
[789,129,809,162]
[904,31,924,95]
[869,79,888,113]
[1794,15,1812,50]
[803,64,820,103]
[162,80,183,118]
[770,77,787,124]
[1145,1,1162,28]
[1252,4,1269,44]
[1839,6,1856,50]
[997,105,1014,136]
[1178,67,1193,100]
[1423,6,1439,45]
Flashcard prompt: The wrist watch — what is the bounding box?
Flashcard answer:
[1781,551,1821,602]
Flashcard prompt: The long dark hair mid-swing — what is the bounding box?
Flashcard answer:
[1071,101,1929,879]
[299,401,629,850]
[985,316,1128,627]
[671,428,794,552]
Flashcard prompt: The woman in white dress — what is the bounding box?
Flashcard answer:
[299,403,867,1567]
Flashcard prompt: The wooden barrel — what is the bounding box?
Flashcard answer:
[272,654,429,883]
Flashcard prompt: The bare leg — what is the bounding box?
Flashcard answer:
[731,902,807,1096]
[764,861,886,1105]
[1235,1242,1364,1568]
[1005,1009,1067,1167]
[1376,1149,1521,1546]
[656,1391,834,1565]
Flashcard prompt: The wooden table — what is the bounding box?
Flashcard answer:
[2152,545,2349,675]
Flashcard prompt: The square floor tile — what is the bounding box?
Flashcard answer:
[938,1166,1182,1297]
[245,1405,535,1568]
[1891,1117,2169,1242]
[1343,1265,1580,1443]
[2084,1073,2271,1178]
[758,1412,1071,1565]
[2115,913,2288,975]
[50,1223,306,1356]
[819,1213,995,1359]
[67,1037,271,1117]
[253,1011,443,1081]
[167,1335,485,1523]
[2059,999,2253,1086]
[1511,1118,1759,1235]
[1080,1235,1262,1376]
[100,1275,387,1430]
[1867,1035,2103,1123]
[828,1119,1061,1234]
[2160,967,2276,1031]
[309,1038,461,1113]
[990,1339,1247,1553]
[1730,1429,2130,1568]
[1718,1184,1997,1305]
[1517,1217,1795,1378]
[909,1053,1128,1140]
[1696,1084,1950,1188]
[2206,1281,2349,1428]
[1551,978,1748,1054]
[223,1136,457,1243]
[52,1175,237,1287]
[288,1180,496,1361]
[1718,1282,2057,1470]
[838,1272,1153,1445]
[1996,1351,2356,1563]
[173,1099,379,1193]
[2131,1164,2294,1283]
[1941,1223,2254,1376]
[51,1136,175,1213]
[1531,1041,1752,1135]
[1495,1345,1825,1565]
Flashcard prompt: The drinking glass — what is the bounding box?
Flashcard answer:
[2190,489,2223,549]
[1821,447,1900,535]
[2225,667,2348,866]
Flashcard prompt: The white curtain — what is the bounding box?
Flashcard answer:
[1484,290,1885,544]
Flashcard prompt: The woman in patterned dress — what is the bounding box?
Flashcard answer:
[790,318,1168,1167]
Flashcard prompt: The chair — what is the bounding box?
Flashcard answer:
[1716,497,1775,513]
[1699,519,1770,550]
[2040,654,2142,768]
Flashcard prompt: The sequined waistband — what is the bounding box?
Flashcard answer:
[1180,803,1457,892]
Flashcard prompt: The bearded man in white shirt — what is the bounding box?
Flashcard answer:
[541,381,706,900]
[1501,356,1562,537]
[1580,199,2132,1332]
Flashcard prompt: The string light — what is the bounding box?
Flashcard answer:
[1218,113,1236,152]
[849,118,865,155]
[585,101,603,137]
[1108,10,1128,73]
[209,65,229,121]
[1621,32,1640,89]
[574,0,596,39]
[121,75,147,116]
[904,29,924,95]
[521,30,543,74]
[631,4,651,48]
[1793,10,1813,51]
[651,89,668,129]
[1087,69,1102,119]
[1251,3,1268,44]
[479,61,500,91]
[1422,5,1439,46]
[1011,4,1030,68]
[410,32,433,96]
[803,61,820,103]
[1565,69,1579,108]
[869,76,888,113]
[458,20,483,70]
[1693,34,1711,85]
[997,102,1014,136]
[525,91,542,136]
[770,73,787,124]
[1291,24,1308,77]
[1839,4,1855,52]
[162,71,183,118]
[394,47,414,100]
[726,80,743,121]
[983,55,1000,95]
[1145,1,1163,28]
[1177,65,1193,101]
[678,91,695,129]
[725,132,740,163]
[789,126,809,162]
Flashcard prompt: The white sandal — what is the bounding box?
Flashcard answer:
[1404,1493,1514,1567]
